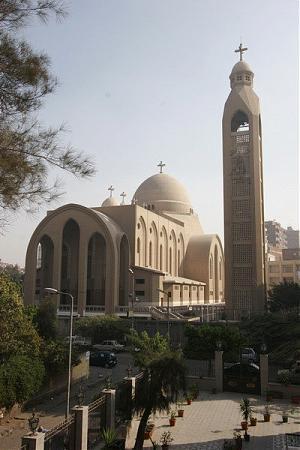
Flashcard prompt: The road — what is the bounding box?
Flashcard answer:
[0,352,134,450]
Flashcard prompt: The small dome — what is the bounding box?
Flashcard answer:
[101,196,120,207]
[231,60,253,75]
[133,173,192,214]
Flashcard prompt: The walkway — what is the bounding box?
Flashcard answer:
[126,392,300,449]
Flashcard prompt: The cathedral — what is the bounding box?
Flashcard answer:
[24,43,266,320]
[24,165,224,316]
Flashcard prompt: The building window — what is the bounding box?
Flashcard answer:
[269,265,280,273]
[237,75,242,81]
[209,257,213,279]
[135,290,145,296]
[282,265,293,273]
[245,75,250,81]
[137,238,140,253]
[136,279,145,285]
[149,242,152,266]
[174,285,179,290]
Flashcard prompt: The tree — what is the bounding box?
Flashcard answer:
[126,332,185,450]
[0,274,43,409]
[0,273,40,360]
[0,1,95,218]
[34,296,58,340]
[268,280,300,313]
[184,324,245,369]
[74,315,129,344]
[0,261,24,285]
[0,355,44,409]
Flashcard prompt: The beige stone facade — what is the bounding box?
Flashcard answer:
[266,259,300,288]
[24,171,224,315]
[223,50,266,319]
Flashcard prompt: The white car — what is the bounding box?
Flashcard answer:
[241,347,257,363]
[93,340,125,352]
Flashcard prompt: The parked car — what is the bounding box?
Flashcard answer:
[89,351,117,368]
[241,347,257,363]
[223,362,260,394]
[93,340,125,352]
[65,335,91,347]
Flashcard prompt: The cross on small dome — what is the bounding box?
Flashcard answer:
[235,43,248,61]
[157,161,166,173]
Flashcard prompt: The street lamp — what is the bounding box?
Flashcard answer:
[128,268,135,330]
[157,288,170,340]
[45,287,74,419]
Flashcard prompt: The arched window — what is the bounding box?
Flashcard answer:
[169,248,172,276]
[209,257,213,279]
[35,235,54,302]
[231,110,249,132]
[86,233,106,306]
[61,219,80,305]
[119,235,129,306]
[149,242,152,267]
[159,244,163,271]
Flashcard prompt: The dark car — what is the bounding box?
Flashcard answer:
[89,351,117,368]
[223,362,260,394]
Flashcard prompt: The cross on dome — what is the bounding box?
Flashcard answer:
[157,161,166,173]
[108,185,114,197]
[120,192,126,204]
[235,43,248,61]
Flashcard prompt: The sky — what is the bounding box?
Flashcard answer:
[0,0,299,266]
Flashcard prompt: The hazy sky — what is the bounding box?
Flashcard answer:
[0,0,299,266]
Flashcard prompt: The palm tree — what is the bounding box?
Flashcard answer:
[133,352,186,450]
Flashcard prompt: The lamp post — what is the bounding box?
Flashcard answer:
[157,288,170,341]
[45,287,74,419]
[128,268,135,330]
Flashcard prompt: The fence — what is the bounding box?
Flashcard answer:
[87,394,106,449]
[44,415,75,450]
[286,433,300,447]
[186,359,215,378]
[115,379,133,426]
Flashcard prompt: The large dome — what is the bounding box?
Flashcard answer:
[101,196,120,207]
[133,173,192,214]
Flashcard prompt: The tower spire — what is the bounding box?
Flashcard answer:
[234,42,248,61]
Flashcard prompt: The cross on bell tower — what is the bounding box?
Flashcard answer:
[234,43,248,61]
[108,185,114,197]
[157,161,166,173]
[120,192,126,205]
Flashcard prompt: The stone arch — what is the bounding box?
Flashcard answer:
[86,232,106,307]
[35,235,54,302]
[119,235,129,306]
[60,219,80,305]
[214,245,219,300]
[137,216,147,266]
[170,230,177,276]
[150,222,158,269]
[231,110,249,132]
[178,233,184,276]
[161,226,168,273]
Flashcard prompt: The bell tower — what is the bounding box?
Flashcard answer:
[222,44,266,319]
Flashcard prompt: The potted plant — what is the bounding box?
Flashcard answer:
[190,383,200,400]
[240,398,252,430]
[244,430,250,442]
[233,431,242,450]
[144,421,155,439]
[169,410,176,426]
[250,413,257,426]
[264,405,271,422]
[177,400,184,417]
[160,431,173,449]
[101,428,124,450]
[185,392,192,405]
[282,410,289,423]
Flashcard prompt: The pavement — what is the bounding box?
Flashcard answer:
[126,392,300,450]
